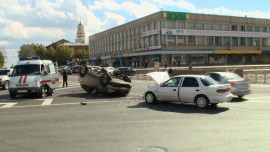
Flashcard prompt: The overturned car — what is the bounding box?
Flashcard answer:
[78,65,132,96]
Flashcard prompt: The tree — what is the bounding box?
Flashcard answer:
[0,47,5,68]
[18,44,37,58]
[73,49,88,60]
[55,46,74,65]
[34,44,56,61]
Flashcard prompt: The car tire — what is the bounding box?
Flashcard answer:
[145,92,156,104]
[10,93,16,99]
[238,95,243,99]
[38,85,46,98]
[195,95,209,108]
[101,73,110,86]
[3,81,9,90]
[80,65,88,77]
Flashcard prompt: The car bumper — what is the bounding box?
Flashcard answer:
[9,86,42,94]
[231,88,251,96]
[210,93,234,103]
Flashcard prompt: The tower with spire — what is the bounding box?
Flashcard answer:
[76,21,85,43]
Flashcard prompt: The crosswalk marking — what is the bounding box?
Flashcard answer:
[41,99,53,105]
[0,102,17,108]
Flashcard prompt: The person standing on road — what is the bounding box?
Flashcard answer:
[168,67,173,77]
[62,69,68,87]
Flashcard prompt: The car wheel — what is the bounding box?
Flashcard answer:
[80,65,88,77]
[145,92,156,104]
[195,95,209,108]
[38,85,46,98]
[238,95,243,99]
[10,93,16,99]
[101,73,110,86]
[3,81,9,90]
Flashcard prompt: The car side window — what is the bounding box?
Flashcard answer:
[163,77,182,87]
[182,77,199,87]
[210,73,220,81]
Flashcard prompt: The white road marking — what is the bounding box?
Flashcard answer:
[0,102,17,108]
[129,93,143,97]
[41,99,53,105]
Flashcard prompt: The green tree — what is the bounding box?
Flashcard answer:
[18,44,37,58]
[0,48,5,68]
[55,46,74,65]
[34,44,56,61]
[73,49,88,60]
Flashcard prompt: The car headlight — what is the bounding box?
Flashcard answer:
[9,81,16,87]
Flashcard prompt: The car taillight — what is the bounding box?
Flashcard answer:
[216,88,230,93]
[230,82,236,87]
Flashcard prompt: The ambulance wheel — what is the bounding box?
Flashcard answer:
[3,81,9,90]
[80,65,88,77]
[47,87,53,96]
[10,93,16,99]
[39,85,46,98]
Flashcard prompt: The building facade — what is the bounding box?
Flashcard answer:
[88,11,270,67]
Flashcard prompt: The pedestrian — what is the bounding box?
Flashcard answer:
[177,60,180,67]
[164,60,168,69]
[62,69,68,87]
[168,67,173,77]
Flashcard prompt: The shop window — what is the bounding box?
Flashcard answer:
[154,22,159,29]
[167,21,175,28]
[197,36,204,45]
[215,37,222,46]
[232,37,238,46]
[177,22,185,29]
[232,25,238,31]
[177,35,185,45]
[214,24,221,30]
[187,22,195,29]
[188,36,195,45]
[206,36,213,45]
[205,23,213,30]
[196,23,204,30]
[246,26,252,32]
[167,35,176,45]
[262,27,267,32]
[240,25,245,31]
[247,38,253,46]
[154,35,159,46]
[240,38,246,46]
[221,24,230,31]
[223,37,230,46]
[254,26,260,32]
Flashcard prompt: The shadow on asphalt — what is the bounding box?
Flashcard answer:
[128,102,229,114]
[57,91,129,99]
[230,97,248,102]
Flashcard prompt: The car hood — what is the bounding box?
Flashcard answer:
[146,72,170,85]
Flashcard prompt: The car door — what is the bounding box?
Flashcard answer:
[179,77,201,103]
[157,77,182,102]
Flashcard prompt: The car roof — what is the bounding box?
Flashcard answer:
[174,75,208,78]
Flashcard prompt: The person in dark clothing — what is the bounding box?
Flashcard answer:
[168,67,173,77]
[62,69,68,87]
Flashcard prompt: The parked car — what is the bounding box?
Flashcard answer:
[72,66,81,73]
[0,69,13,90]
[143,72,233,108]
[78,65,131,96]
[104,67,115,75]
[205,72,251,98]
[60,66,72,75]
[113,67,136,76]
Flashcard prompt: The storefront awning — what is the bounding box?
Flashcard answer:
[129,50,213,57]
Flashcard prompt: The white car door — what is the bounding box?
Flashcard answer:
[179,77,201,103]
[157,77,182,102]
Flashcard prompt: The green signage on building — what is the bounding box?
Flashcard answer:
[163,12,188,20]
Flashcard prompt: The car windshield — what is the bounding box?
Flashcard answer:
[201,76,218,86]
[11,64,40,76]
[0,70,9,75]
[220,73,243,80]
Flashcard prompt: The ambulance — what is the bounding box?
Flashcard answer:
[8,57,60,99]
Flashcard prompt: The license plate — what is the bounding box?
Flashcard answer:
[17,90,28,93]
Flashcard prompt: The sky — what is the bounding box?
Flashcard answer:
[1,0,270,68]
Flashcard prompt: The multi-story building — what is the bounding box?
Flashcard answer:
[88,11,270,67]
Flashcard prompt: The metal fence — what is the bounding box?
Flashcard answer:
[244,73,270,84]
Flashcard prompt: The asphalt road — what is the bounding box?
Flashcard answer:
[1,74,270,152]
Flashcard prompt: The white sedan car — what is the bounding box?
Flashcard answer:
[143,72,233,108]
[104,67,115,75]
